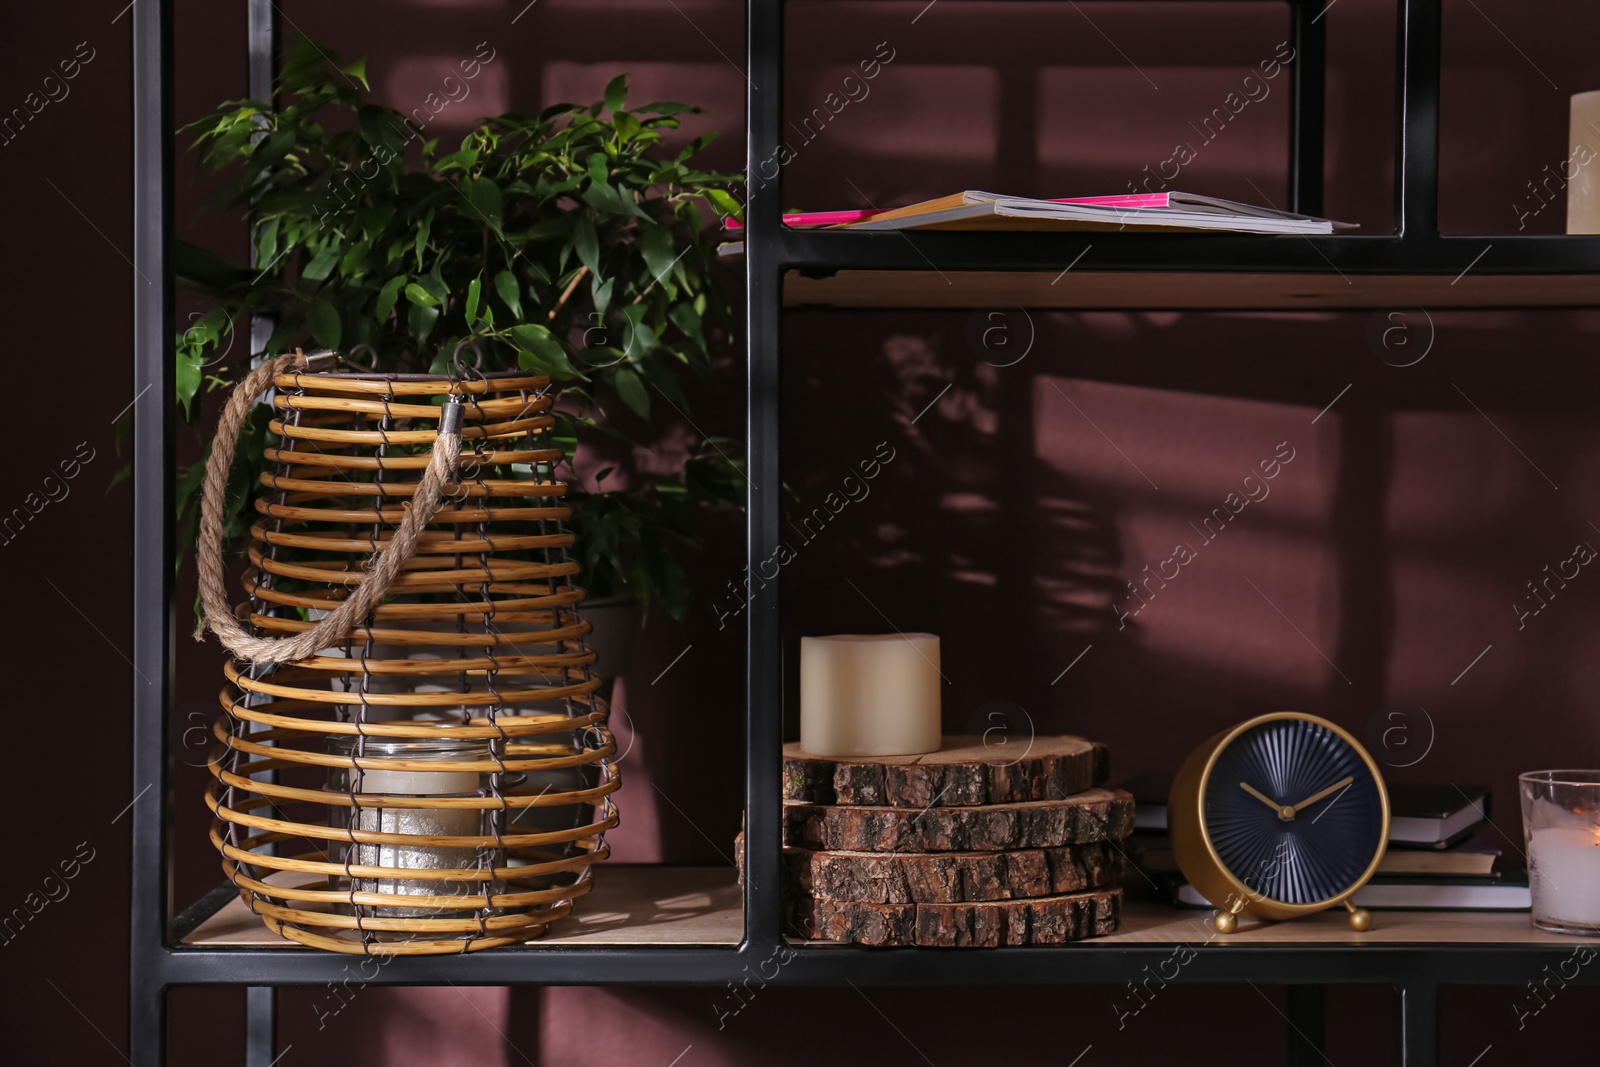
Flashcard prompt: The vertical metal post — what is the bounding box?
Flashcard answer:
[130,0,174,1063]
[1400,984,1439,1067]
[1286,985,1327,1067]
[247,0,279,360]
[1395,0,1442,237]
[744,0,785,955]
[245,987,277,1067]
[1288,0,1327,216]
[247,0,276,99]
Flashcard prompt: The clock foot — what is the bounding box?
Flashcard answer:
[1214,897,1247,934]
[1344,901,1373,931]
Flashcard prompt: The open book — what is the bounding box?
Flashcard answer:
[841,190,1350,235]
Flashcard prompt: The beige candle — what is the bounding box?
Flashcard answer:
[800,633,942,757]
[1568,91,1600,233]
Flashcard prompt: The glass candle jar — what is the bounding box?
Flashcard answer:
[1520,770,1600,935]
[325,735,499,921]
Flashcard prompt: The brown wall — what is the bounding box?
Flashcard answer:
[3,0,1598,1063]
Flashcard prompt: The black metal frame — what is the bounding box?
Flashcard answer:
[129,1,1600,1065]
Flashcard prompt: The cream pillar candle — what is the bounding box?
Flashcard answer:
[800,633,941,757]
[1568,91,1600,233]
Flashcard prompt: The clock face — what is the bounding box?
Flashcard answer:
[1203,717,1385,905]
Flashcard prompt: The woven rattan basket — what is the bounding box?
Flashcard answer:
[196,351,617,955]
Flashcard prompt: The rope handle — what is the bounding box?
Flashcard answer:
[194,349,465,666]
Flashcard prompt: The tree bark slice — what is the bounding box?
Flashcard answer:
[783,788,1134,853]
[782,840,1121,903]
[790,887,1123,947]
[783,735,1110,808]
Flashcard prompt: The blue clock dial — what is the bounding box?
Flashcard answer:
[1203,717,1384,905]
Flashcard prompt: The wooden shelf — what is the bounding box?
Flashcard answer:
[187,866,1585,951]
[1104,897,1580,946]
[784,269,1600,311]
[786,894,1584,948]
[183,865,744,949]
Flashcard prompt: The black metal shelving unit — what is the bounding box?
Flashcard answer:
[130,1,1600,1065]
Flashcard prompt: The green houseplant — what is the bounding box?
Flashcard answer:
[176,42,745,645]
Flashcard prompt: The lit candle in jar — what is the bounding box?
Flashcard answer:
[326,736,493,920]
[799,633,942,757]
[1529,826,1600,930]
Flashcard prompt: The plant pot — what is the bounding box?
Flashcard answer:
[582,594,641,681]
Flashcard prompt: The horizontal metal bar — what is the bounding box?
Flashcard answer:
[772,231,1600,275]
[156,941,1600,987]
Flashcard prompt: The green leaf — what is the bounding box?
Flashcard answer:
[413,211,432,273]
[639,222,677,287]
[253,129,296,169]
[465,175,502,228]
[306,298,341,348]
[408,301,439,344]
[374,275,407,323]
[613,366,650,420]
[703,188,743,223]
[592,275,615,316]
[358,104,407,154]
[494,270,522,319]
[465,275,482,324]
[581,177,646,219]
[176,347,203,417]
[339,238,371,277]
[404,282,439,308]
[255,216,281,268]
[340,56,370,91]
[419,268,448,305]
[572,216,600,276]
[640,101,696,117]
[301,244,341,282]
[669,301,706,355]
[512,323,585,380]
[604,75,628,114]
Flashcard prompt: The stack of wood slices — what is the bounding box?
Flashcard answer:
[781,736,1133,947]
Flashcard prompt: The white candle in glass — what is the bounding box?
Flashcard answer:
[359,765,480,796]
[1529,826,1600,928]
[800,633,942,757]
[347,743,486,916]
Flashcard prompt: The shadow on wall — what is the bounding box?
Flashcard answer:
[781,307,1600,851]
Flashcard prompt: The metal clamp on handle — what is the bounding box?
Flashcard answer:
[302,349,341,373]
[439,397,465,435]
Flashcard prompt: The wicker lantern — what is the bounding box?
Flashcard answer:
[195,350,617,955]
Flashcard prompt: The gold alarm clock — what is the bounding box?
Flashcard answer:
[1169,712,1390,933]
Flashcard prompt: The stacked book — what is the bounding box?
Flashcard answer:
[1121,774,1530,911]
[781,737,1134,946]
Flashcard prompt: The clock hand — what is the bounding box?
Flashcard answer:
[1290,776,1356,813]
[1240,781,1297,821]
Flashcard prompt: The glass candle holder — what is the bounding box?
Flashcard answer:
[1520,770,1600,935]
[325,736,502,923]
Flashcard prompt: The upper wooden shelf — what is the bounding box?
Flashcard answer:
[746,231,1600,310]
[784,269,1600,311]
